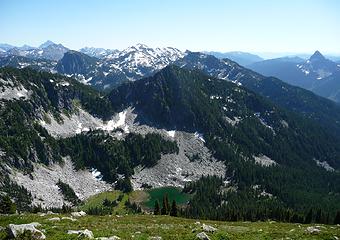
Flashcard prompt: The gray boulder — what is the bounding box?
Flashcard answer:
[96,236,120,240]
[61,216,77,222]
[8,222,46,239]
[196,232,210,240]
[306,226,321,234]
[202,223,217,233]
[68,229,94,239]
[71,210,87,217]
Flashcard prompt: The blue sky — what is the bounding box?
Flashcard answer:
[1,0,339,55]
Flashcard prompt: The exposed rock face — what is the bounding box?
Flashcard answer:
[196,232,210,240]
[39,107,226,190]
[306,226,321,234]
[39,107,127,138]
[10,105,225,206]
[68,229,94,239]
[96,236,121,240]
[131,130,226,189]
[10,157,112,208]
[8,222,45,239]
[71,211,87,217]
[202,224,217,233]
[0,78,31,101]
[120,109,226,189]
[254,155,277,167]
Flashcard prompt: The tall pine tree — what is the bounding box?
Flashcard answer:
[304,208,313,224]
[170,199,178,217]
[161,194,170,215]
[154,200,160,215]
[334,211,340,224]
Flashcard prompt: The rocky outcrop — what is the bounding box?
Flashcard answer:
[306,226,321,234]
[71,211,87,217]
[68,229,94,239]
[196,232,210,240]
[202,224,217,233]
[96,236,120,240]
[7,222,45,239]
[10,157,112,208]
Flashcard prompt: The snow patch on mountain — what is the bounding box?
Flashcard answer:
[102,44,185,81]
[39,109,130,138]
[91,168,103,180]
[100,111,127,131]
[194,132,205,143]
[210,95,223,100]
[167,130,176,138]
[79,47,119,58]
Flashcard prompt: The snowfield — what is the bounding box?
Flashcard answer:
[39,108,129,138]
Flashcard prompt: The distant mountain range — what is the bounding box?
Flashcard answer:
[1,42,340,134]
[0,41,340,103]
[204,51,264,66]
[0,40,69,61]
[248,51,340,102]
[0,42,185,90]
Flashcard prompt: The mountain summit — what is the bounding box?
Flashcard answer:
[39,40,56,49]
[249,50,340,102]
[310,50,325,61]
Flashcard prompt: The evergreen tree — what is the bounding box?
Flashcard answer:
[165,194,170,214]
[334,211,340,224]
[315,209,322,223]
[161,194,170,215]
[0,195,16,214]
[116,178,133,193]
[170,200,178,217]
[154,200,160,215]
[304,208,313,224]
[103,198,111,207]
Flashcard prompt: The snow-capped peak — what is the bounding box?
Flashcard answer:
[40,40,56,49]
[134,43,149,49]
[295,50,337,80]
[104,44,185,76]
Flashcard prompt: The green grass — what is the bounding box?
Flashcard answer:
[78,188,190,213]
[144,187,191,208]
[79,191,129,214]
[0,214,339,239]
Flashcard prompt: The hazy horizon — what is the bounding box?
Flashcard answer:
[1,0,340,56]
